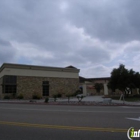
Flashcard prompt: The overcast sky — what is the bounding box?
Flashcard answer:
[0,0,140,78]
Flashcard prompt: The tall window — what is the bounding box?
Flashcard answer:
[2,76,17,94]
[42,81,49,96]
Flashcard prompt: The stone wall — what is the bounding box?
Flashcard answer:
[0,77,2,99]
[17,76,79,99]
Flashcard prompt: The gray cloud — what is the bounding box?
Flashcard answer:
[65,0,140,43]
[0,38,16,64]
[0,0,140,77]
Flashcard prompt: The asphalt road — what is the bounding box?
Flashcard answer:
[0,103,140,140]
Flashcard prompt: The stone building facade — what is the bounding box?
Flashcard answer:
[0,63,80,99]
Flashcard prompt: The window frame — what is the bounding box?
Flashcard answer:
[42,81,49,96]
[2,75,17,94]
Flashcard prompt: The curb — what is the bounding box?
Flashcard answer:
[0,101,140,107]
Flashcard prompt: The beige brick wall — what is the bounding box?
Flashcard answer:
[17,76,79,99]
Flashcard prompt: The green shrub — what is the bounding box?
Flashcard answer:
[4,95,10,99]
[77,94,85,102]
[52,93,63,102]
[12,93,16,98]
[32,94,41,99]
[52,94,58,102]
[17,94,24,99]
[72,90,82,97]
[132,94,140,98]
[66,94,71,102]
[45,97,49,103]
[57,93,62,98]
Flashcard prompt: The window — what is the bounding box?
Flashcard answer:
[2,76,17,94]
[42,81,49,96]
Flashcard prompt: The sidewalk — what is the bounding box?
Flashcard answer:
[58,96,140,106]
[0,96,140,106]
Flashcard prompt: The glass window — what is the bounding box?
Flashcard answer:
[42,81,49,96]
[2,76,17,94]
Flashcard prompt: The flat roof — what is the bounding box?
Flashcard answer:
[0,63,80,73]
[79,76,110,83]
[87,77,110,80]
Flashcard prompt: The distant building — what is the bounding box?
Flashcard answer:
[0,63,80,99]
[79,76,110,84]
[79,76,110,95]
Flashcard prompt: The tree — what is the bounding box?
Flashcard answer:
[108,64,140,95]
[65,93,72,102]
[94,83,103,93]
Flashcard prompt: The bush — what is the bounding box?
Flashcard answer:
[52,94,58,102]
[66,94,71,102]
[32,94,41,100]
[72,90,82,97]
[4,95,10,99]
[76,94,85,102]
[12,93,16,98]
[52,93,63,102]
[17,94,24,99]
[132,94,140,98]
[57,93,62,98]
[45,97,49,103]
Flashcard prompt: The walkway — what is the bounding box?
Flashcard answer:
[0,96,140,106]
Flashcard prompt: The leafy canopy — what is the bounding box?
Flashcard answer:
[108,64,140,91]
[94,83,103,93]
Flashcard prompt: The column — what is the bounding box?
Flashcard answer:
[104,83,108,95]
[82,84,87,96]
